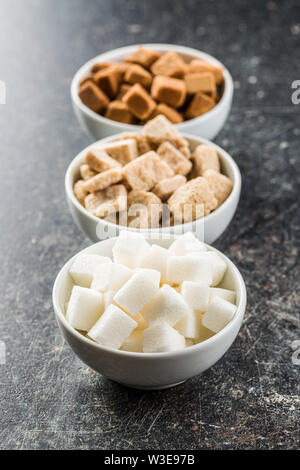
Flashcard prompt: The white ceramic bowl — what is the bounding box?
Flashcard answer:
[71,44,234,140]
[52,237,247,390]
[65,133,241,244]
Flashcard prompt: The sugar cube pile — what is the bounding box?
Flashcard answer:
[65,231,237,353]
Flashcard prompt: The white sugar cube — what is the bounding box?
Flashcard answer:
[103,290,116,309]
[114,269,160,316]
[202,297,237,333]
[66,286,103,331]
[88,304,137,350]
[166,254,212,285]
[69,253,112,287]
[121,330,143,352]
[143,322,185,353]
[168,232,207,256]
[195,252,227,286]
[175,309,201,338]
[112,231,150,268]
[209,287,236,304]
[142,284,190,327]
[139,244,172,282]
[91,263,132,292]
[181,281,210,311]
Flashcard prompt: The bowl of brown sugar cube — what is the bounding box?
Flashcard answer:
[71,44,234,140]
[66,115,241,244]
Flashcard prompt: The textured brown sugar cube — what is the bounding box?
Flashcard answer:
[178,145,192,160]
[94,65,120,98]
[203,169,233,207]
[91,62,113,74]
[124,47,161,69]
[101,138,138,165]
[153,175,187,201]
[124,64,152,89]
[187,59,224,85]
[84,184,127,218]
[123,151,174,191]
[142,115,186,147]
[83,167,123,193]
[127,190,162,228]
[184,72,216,97]
[73,180,88,204]
[78,82,109,113]
[192,144,220,176]
[168,177,218,222]
[80,164,97,181]
[105,100,135,124]
[120,132,153,155]
[157,141,192,176]
[85,148,121,173]
[122,83,156,120]
[151,51,186,78]
[117,84,131,100]
[185,92,215,119]
[151,76,186,108]
[153,103,183,124]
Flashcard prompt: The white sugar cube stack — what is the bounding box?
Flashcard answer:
[65,232,237,353]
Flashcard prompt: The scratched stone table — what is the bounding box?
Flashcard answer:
[0,0,299,450]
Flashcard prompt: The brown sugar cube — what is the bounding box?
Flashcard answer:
[123,151,174,191]
[91,62,113,74]
[78,81,109,113]
[80,164,97,181]
[151,76,186,108]
[187,59,224,85]
[127,190,162,228]
[151,51,186,78]
[105,100,135,124]
[157,141,192,176]
[192,144,220,176]
[184,72,216,97]
[122,83,156,120]
[178,145,192,160]
[124,47,161,69]
[101,138,138,165]
[94,65,120,98]
[83,167,123,193]
[120,132,153,155]
[117,84,131,100]
[85,148,121,173]
[124,64,152,89]
[203,169,233,207]
[185,92,215,119]
[153,103,183,124]
[80,73,95,86]
[73,180,88,204]
[168,177,218,222]
[142,114,186,147]
[153,175,187,201]
[85,184,127,218]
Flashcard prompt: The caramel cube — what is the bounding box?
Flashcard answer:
[185,72,216,97]
[79,73,95,86]
[157,141,192,176]
[124,47,161,69]
[203,170,233,207]
[151,76,186,108]
[117,84,131,100]
[91,62,113,74]
[153,103,183,124]
[185,92,215,119]
[94,65,120,98]
[105,100,135,124]
[187,59,224,85]
[122,83,156,120]
[85,148,121,173]
[84,184,127,218]
[124,64,152,89]
[123,151,174,191]
[83,167,123,193]
[78,82,109,113]
[153,175,187,201]
[151,51,186,78]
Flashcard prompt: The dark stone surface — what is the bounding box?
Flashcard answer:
[0,0,299,450]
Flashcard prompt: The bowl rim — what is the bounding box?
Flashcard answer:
[52,237,247,359]
[70,43,234,131]
[65,132,242,235]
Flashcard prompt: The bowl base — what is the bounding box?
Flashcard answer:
[116,380,187,390]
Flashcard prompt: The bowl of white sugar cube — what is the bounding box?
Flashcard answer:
[52,232,246,390]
